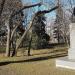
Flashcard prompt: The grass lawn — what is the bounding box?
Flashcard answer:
[0,47,75,75]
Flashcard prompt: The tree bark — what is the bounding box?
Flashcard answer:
[28,36,32,56]
[28,28,32,56]
[5,20,11,57]
[11,34,16,57]
[11,25,19,41]
[16,21,33,50]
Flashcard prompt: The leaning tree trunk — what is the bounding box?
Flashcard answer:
[16,21,34,50]
[11,25,19,56]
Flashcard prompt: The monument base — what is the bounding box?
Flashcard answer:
[56,56,75,70]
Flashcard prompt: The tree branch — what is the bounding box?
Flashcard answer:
[12,2,42,17]
[16,6,58,50]
[36,6,58,16]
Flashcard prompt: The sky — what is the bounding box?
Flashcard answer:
[21,0,75,23]
[21,0,56,21]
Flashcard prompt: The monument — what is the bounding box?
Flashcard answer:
[56,7,75,70]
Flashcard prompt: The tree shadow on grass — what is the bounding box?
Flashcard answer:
[0,53,67,66]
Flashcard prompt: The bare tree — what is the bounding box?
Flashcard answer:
[16,6,58,56]
[5,2,42,57]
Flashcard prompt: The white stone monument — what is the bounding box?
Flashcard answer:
[56,7,75,70]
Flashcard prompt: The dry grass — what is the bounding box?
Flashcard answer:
[0,47,75,75]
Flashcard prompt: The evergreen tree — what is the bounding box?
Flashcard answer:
[32,13,50,49]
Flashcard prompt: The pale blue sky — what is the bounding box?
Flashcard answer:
[21,0,75,21]
[21,0,56,21]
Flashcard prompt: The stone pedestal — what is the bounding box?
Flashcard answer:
[56,23,75,70]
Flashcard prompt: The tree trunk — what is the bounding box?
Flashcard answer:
[5,20,10,57]
[11,25,19,40]
[16,20,34,50]
[28,35,32,56]
[11,33,16,57]
[11,40,16,57]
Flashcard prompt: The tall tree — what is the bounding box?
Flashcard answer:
[32,14,50,49]
[53,0,65,43]
[16,6,58,51]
